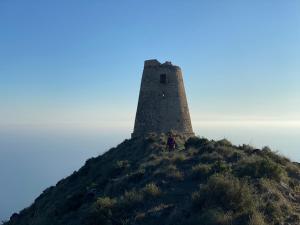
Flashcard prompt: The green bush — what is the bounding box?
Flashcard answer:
[248,211,266,225]
[264,201,283,223]
[154,164,184,181]
[196,208,233,225]
[228,151,244,162]
[122,189,144,204]
[127,169,145,182]
[212,160,231,173]
[64,192,85,212]
[261,146,290,165]
[185,136,209,148]
[187,147,199,156]
[286,163,300,179]
[191,164,212,179]
[95,197,117,211]
[240,144,255,153]
[192,174,256,212]
[166,165,184,180]
[171,153,187,163]
[143,183,161,197]
[217,139,232,147]
[235,157,285,181]
[120,183,160,207]
[116,160,130,169]
[200,152,223,163]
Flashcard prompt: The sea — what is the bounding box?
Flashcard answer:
[0,121,299,221]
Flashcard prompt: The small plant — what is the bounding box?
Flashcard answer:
[187,147,199,156]
[184,136,210,151]
[200,209,233,225]
[116,160,130,169]
[122,189,144,204]
[154,164,184,181]
[200,152,223,163]
[249,211,266,225]
[286,163,300,179]
[228,151,244,163]
[135,212,146,221]
[264,201,283,223]
[143,183,161,197]
[212,160,231,173]
[171,153,187,163]
[128,168,145,182]
[96,197,117,211]
[217,139,232,147]
[165,165,184,180]
[192,164,212,179]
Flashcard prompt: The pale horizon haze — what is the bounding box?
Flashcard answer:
[0,0,300,222]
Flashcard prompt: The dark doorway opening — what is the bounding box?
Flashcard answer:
[160,74,167,84]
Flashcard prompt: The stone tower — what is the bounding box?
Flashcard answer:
[132,59,194,138]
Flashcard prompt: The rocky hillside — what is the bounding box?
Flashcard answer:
[4,134,300,225]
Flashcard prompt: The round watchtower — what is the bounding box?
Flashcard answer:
[132,59,194,138]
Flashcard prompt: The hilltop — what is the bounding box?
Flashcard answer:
[4,134,300,225]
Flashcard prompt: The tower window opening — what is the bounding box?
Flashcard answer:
[160,74,167,84]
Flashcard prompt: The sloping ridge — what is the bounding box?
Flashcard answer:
[4,134,300,225]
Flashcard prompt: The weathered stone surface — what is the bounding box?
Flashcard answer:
[132,59,194,138]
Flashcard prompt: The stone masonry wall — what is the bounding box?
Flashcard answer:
[132,59,194,137]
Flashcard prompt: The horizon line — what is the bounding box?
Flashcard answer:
[1,119,300,130]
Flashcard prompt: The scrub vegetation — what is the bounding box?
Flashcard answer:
[4,134,300,225]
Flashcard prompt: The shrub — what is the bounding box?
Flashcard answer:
[135,212,146,221]
[116,160,130,169]
[228,151,244,163]
[122,189,144,204]
[143,183,161,197]
[154,164,184,181]
[187,147,199,156]
[185,136,209,148]
[65,192,85,211]
[171,153,187,163]
[261,146,290,165]
[120,183,160,207]
[217,139,232,147]
[248,211,266,225]
[240,144,255,153]
[96,197,117,211]
[212,160,231,174]
[286,163,300,179]
[192,174,255,212]
[166,165,184,180]
[191,164,212,179]
[196,208,233,225]
[127,169,145,182]
[235,157,285,181]
[200,152,223,163]
[264,201,283,223]
[216,146,236,158]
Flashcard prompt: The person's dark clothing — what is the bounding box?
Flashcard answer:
[167,137,176,150]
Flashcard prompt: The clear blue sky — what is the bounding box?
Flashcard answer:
[1,0,300,128]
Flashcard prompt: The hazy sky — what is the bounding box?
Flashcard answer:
[1,0,300,128]
[1,1,300,220]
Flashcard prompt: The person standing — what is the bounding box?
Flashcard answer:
[166,133,176,151]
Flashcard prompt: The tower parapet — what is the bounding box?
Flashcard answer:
[132,59,194,138]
